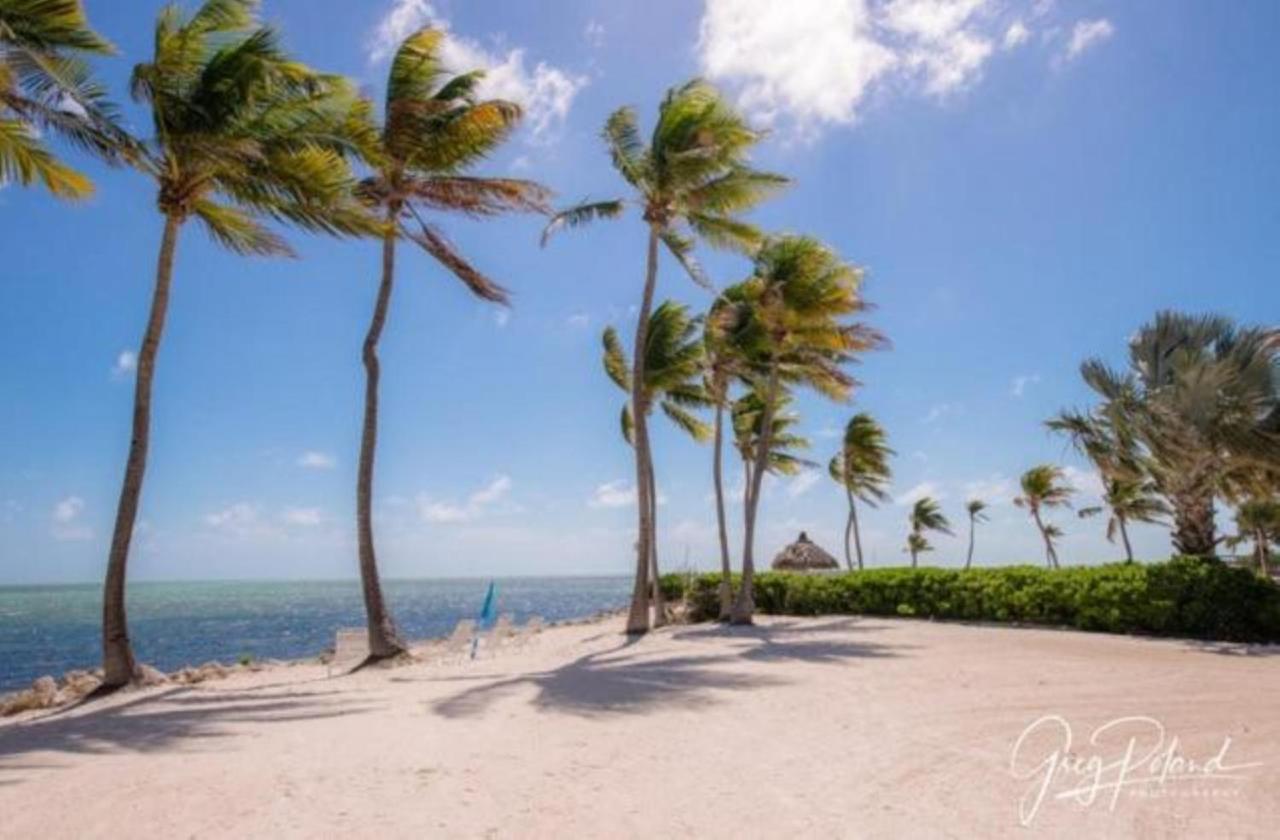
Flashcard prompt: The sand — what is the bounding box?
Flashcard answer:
[1,615,1277,838]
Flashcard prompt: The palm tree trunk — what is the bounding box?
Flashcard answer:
[1031,508,1057,569]
[855,491,865,571]
[647,455,667,628]
[1118,516,1134,563]
[1171,487,1216,558]
[625,225,661,634]
[712,399,733,620]
[100,213,181,689]
[732,366,779,625]
[355,224,408,660]
[1256,529,1270,579]
[965,518,976,570]
[842,489,854,571]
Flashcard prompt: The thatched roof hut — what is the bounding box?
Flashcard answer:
[771,532,839,572]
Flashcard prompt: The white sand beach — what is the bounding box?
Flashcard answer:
[1,615,1277,839]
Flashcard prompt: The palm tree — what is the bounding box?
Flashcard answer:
[99,0,375,689]
[0,0,127,196]
[905,532,932,567]
[907,496,952,568]
[543,80,787,633]
[602,301,709,627]
[728,237,884,623]
[1078,477,1168,563]
[963,499,988,569]
[703,294,749,618]
[350,29,551,659]
[1226,498,1280,578]
[1014,465,1074,569]
[1055,312,1280,557]
[828,413,893,570]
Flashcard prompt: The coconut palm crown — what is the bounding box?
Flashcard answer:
[1078,477,1169,563]
[1014,464,1074,569]
[0,0,127,197]
[829,412,893,570]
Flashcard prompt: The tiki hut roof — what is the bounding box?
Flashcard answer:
[771,531,839,572]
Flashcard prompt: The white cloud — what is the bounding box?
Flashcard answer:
[566,312,591,328]
[587,480,668,510]
[1064,18,1113,61]
[962,474,1015,505]
[584,20,606,48]
[111,350,136,379]
[417,475,513,523]
[368,1,586,139]
[588,480,637,509]
[1061,465,1105,500]
[281,507,323,527]
[204,502,259,530]
[922,402,960,424]
[895,480,946,506]
[1003,20,1029,49]
[698,0,1015,133]
[787,470,822,499]
[51,495,92,541]
[1010,373,1041,397]
[297,451,337,470]
[494,309,511,328]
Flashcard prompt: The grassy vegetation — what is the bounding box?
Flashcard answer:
[660,556,1280,643]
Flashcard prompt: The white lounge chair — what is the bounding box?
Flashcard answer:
[328,627,368,676]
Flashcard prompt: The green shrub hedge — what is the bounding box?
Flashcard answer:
[659,557,1280,643]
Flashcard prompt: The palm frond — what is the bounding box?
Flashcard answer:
[541,199,625,246]
[404,218,509,304]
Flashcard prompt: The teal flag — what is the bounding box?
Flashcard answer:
[470,581,497,659]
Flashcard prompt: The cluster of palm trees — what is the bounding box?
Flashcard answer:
[5,1,883,680]
[8,2,1275,691]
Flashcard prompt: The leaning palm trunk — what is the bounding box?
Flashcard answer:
[910,538,919,569]
[964,521,975,570]
[1118,516,1135,563]
[100,214,181,688]
[625,226,661,634]
[731,367,779,624]
[1031,508,1058,569]
[844,487,864,571]
[711,399,734,619]
[354,225,409,660]
[646,455,667,627]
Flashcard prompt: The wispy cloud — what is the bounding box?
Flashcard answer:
[297,451,337,470]
[922,402,960,424]
[368,1,587,139]
[962,474,1014,505]
[1063,18,1113,61]
[417,475,513,523]
[1010,373,1041,398]
[787,470,822,499]
[895,480,945,506]
[1003,19,1029,49]
[588,480,668,509]
[584,20,606,48]
[566,312,591,329]
[494,309,511,329]
[280,507,323,527]
[110,350,136,380]
[51,495,92,541]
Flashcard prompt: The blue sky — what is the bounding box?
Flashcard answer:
[2,0,1278,584]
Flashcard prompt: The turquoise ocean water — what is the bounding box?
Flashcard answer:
[0,577,630,693]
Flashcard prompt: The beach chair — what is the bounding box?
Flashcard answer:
[327,627,368,676]
[439,619,476,663]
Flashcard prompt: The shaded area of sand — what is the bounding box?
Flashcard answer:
[1,616,1277,838]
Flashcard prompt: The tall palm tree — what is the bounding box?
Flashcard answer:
[542,80,787,634]
[828,413,893,570]
[963,498,988,570]
[1055,312,1280,557]
[0,0,127,196]
[907,496,952,568]
[602,301,710,627]
[727,237,884,623]
[1078,477,1168,563]
[1226,497,1280,578]
[350,28,551,658]
[1014,465,1074,569]
[100,0,376,689]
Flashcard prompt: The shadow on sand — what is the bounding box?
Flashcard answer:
[427,617,905,720]
[0,684,381,769]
